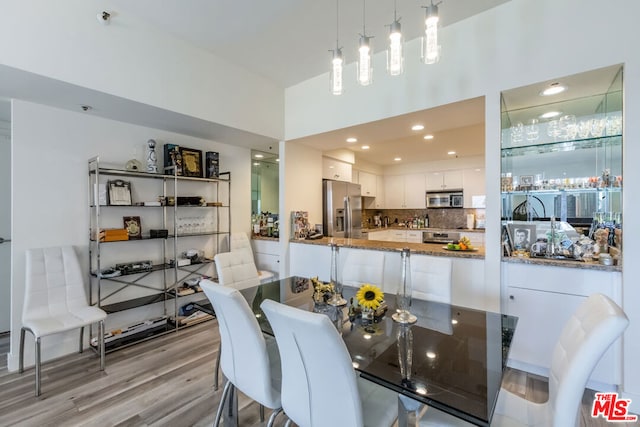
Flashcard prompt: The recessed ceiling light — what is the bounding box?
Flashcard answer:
[423,134,434,140]
[253,162,260,166]
[254,154,264,158]
[447,151,456,155]
[540,83,567,96]
[540,111,562,119]
[275,158,280,162]
[411,124,425,131]
[346,137,358,143]
[394,157,402,161]
[361,145,370,150]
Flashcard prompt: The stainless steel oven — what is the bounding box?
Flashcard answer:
[426,191,464,208]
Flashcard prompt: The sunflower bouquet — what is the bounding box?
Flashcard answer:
[349,283,387,321]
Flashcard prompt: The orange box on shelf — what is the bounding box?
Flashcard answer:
[99,228,129,242]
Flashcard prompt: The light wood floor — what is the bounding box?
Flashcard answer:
[0,324,636,426]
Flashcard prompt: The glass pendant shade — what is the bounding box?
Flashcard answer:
[330,48,344,95]
[387,20,404,76]
[357,36,373,86]
[421,4,440,64]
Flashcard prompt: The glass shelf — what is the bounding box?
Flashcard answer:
[89,166,230,183]
[501,134,621,157]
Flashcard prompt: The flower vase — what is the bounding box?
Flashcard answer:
[392,248,417,324]
[327,243,347,306]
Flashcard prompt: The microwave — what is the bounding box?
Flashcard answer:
[426,191,464,208]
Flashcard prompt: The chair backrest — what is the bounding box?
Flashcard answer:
[229,232,254,255]
[200,279,280,409]
[409,255,452,304]
[341,250,385,288]
[261,299,364,427]
[549,293,629,427]
[23,246,90,321]
[214,250,260,290]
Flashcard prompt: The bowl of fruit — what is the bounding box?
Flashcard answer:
[444,236,477,251]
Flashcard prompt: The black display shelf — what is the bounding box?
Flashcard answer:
[100,294,169,314]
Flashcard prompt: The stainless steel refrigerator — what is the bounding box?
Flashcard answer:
[323,180,362,238]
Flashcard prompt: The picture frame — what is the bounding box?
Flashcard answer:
[519,175,534,190]
[163,143,182,176]
[108,180,132,206]
[502,224,513,256]
[508,223,536,251]
[179,147,203,178]
[123,216,142,239]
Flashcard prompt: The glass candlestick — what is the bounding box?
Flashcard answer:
[327,243,347,306]
[393,248,417,324]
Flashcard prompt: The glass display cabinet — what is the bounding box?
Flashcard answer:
[500,64,623,260]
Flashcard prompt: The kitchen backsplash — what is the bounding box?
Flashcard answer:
[362,208,486,229]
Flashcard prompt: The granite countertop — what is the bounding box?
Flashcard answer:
[290,237,485,259]
[362,227,485,233]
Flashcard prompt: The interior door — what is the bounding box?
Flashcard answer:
[0,119,10,333]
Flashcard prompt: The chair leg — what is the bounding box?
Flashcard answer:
[214,342,221,390]
[260,404,265,422]
[35,337,41,397]
[99,320,105,371]
[79,326,84,353]
[284,418,293,427]
[19,327,26,373]
[267,407,283,427]
[214,381,232,427]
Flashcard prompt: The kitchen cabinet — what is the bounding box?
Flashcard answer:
[251,239,280,278]
[462,168,486,208]
[367,230,390,241]
[502,262,622,387]
[322,157,352,182]
[358,171,377,197]
[425,170,463,192]
[384,173,426,209]
[406,230,422,243]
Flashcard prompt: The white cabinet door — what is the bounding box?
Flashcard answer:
[404,173,426,209]
[359,171,377,197]
[388,230,407,242]
[426,170,464,191]
[322,157,352,182]
[406,230,422,243]
[367,230,389,241]
[375,175,385,208]
[462,168,486,208]
[383,175,405,209]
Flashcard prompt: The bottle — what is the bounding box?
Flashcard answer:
[424,214,429,228]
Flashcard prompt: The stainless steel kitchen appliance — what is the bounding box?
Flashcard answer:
[426,190,464,208]
[422,231,460,244]
[323,180,362,238]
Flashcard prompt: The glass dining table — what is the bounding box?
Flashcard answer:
[197,276,517,427]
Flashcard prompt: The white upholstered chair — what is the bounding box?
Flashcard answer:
[341,250,385,288]
[20,246,107,396]
[491,293,629,427]
[261,299,398,427]
[229,232,276,283]
[200,280,282,427]
[212,249,261,390]
[409,255,452,304]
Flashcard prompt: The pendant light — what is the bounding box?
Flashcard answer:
[330,0,344,95]
[357,0,373,86]
[421,1,441,64]
[386,0,404,76]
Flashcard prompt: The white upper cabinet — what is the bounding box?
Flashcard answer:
[322,157,352,182]
[358,171,377,197]
[425,170,463,191]
[383,173,426,209]
[462,168,486,208]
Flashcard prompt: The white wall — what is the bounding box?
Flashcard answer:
[0,120,10,333]
[0,0,283,140]
[8,100,251,371]
[284,0,640,407]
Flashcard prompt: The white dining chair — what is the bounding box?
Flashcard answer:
[260,299,398,427]
[491,293,629,427]
[229,232,276,283]
[200,280,282,427]
[19,246,107,396]
[212,249,261,390]
[409,255,452,304]
[341,250,385,288]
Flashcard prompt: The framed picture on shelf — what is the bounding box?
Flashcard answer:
[123,216,142,239]
[502,224,513,256]
[508,223,536,251]
[163,143,183,176]
[519,175,534,190]
[179,147,203,177]
[108,180,132,206]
